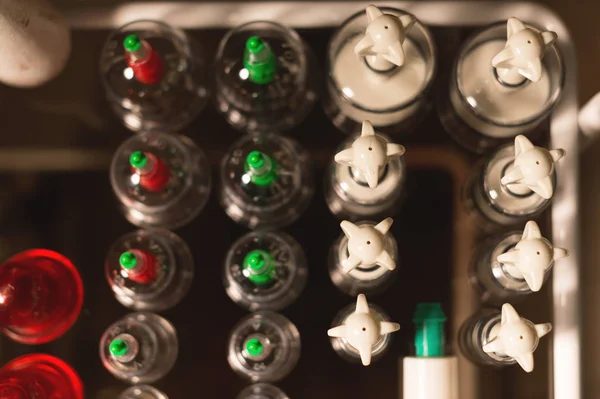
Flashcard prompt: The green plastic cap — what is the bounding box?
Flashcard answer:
[245,338,264,357]
[109,339,129,357]
[245,36,265,53]
[129,151,147,169]
[413,302,447,357]
[119,251,137,270]
[123,34,141,52]
[244,151,278,187]
[243,36,277,84]
[242,249,275,285]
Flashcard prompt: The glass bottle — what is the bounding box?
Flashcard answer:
[465,135,565,226]
[328,294,400,365]
[329,218,399,296]
[224,230,307,311]
[324,5,436,135]
[325,120,406,220]
[227,312,300,382]
[119,385,168,399]
[458,303,551,372]
[100,20,210,132]
[100,312,178,384]
[106,228,194,311]
[471,220,569,303]
[441,17,564,153]
[237,383,288,399]
[215,21,318,133]
[110,131,211,229]
[220,133,313,229]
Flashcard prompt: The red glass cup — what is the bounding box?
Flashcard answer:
[0,354,83,399]
[0,249,84,344]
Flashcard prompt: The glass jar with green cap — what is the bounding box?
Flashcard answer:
[227,311,300,382]
[215,21,318,133]
[220,133,313,229]
[100,312,178,384]
[224,230,308,311]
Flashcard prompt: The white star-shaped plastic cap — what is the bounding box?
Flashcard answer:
[497,220,569,292]
[483,303,552,373]
[353,5,416,67]
[500,135,566,199]
[340,218,396,273]
[328,294,400,366]
[335,121,405,188]
[492,17,557,83]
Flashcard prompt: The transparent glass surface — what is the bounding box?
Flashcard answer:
[223,230,307,311]
[227,312,300,383]
[470,232,534,304]
[215,21,317,133]
[446,21,564,150]
[219,133,313,229]
[324,133,406,220]
[237,383,288,399]
[100,312,178,384]
[110,132,211,229]
[106,229,194,311]
[119,385,168,399]
[100,20,210,132]
[467,144,552,225]
[328,222,399,296]
[324,7,436,135]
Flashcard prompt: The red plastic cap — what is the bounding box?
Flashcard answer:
[0,354,83,399]
[0,249,84,344]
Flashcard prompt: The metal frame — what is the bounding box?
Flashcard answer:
[58,2,581,398]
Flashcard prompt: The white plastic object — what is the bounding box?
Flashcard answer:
[497,220,569,291]
[354,5,416,71]
[0,0,71,87]
[327,294,400,366]
[579,92,600,140]
[403,357,459,399]
[500,135,566,199]
[340,218,396,273]
[482,303,552,372]
[334,121,405,188]
[492,17,557,85]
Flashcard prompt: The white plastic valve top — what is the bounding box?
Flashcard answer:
[500,135,566,199]
[328,294,400,366]
[354,5,416,69]
[497,220,569,291]
[335,121,405,188]
[340,218,396,273]
[491,17,557,85]
[483,303,552,372]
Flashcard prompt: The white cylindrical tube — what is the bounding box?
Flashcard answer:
[402,356,458,399]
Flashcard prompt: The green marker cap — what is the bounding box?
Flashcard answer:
[243,35,277,85]
[129,151,147,169]
[109,338,129,357]
[245,338,264,357]
[123,34,141,52]
[413,302,447,357]
[244,151,278,187]
[242,249,276,285]
[119,251,138,270]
